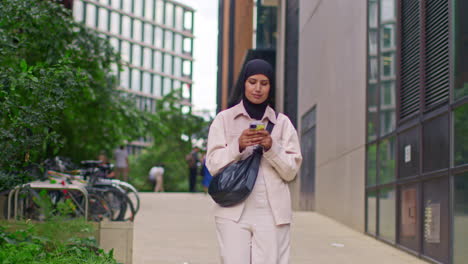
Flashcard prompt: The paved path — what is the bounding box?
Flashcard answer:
[133,193,426,264]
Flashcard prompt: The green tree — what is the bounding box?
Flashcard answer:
[0,0,146,187]
[129,91,209,192]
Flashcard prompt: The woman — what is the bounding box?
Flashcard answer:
[206,59,302,264]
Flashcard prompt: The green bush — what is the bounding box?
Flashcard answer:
[0,219,116,263]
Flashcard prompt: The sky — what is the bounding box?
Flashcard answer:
[175,0,218,117]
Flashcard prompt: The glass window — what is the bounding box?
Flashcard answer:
[132,45,141,66]
[399,184,419,251]
[380,81,396,136]
[98,7,108,31]
[378,187,396,242]
[142,72,151,94]
[379,137,395,184]
[111,0,120,9]
[388,48,400,71]
[454,172,468,264]
[164,54,172,74]
[73,1,84,22]
[422,114,449,172]
[184,11,193,31]
[381,24,395,49]
[175,7,184,31]
[454,104,468,166]
[123,0,132,13]
[174,34,183,53]
[368,82,378,141]
[144,24,153,45]
[380,0,395,22]
[165,31,173,50]
[165,3,174,27]
[173,57,182,77]
[143,48,152,68]
[154,27,163,48]
[369,30,377,55]
[422,178,449,263]
[366,191,377,235]
[122,16,131,38]
[134,0,143,17]
[368,0,378,29]
[173,80,181,91]
[367,144,377,186]
[132,69,141,91]
[183,37,192,53]
[163,78,172,95]
[369,57,378,82]
[156,0,164,24]
[120,66,130,88]
[109,37,119,51]
[152,75,162,97]
[133,20,142,42]
[110,12,120,35]
[145,0,154,20]
[86,4,96,27]
[183,60,191,76]
[454,0,468,100]
[381,52,395,78]
[182,83,190,99]
[153,51,162,72]
[121,41,130,62]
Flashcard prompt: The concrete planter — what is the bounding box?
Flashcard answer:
[98,220,134,264]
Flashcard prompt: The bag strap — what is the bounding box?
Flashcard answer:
[266,112,279,133]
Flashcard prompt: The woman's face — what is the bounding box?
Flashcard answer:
[244,74,270,104]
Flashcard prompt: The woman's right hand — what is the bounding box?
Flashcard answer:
[238,129,265,152]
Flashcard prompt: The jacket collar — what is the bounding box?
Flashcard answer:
[232,101,277,124]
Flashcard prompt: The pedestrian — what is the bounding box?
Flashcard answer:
[206,59,302,264]
[201,154,212,193]
[149,164,165,192]
[114,145,129,182]
[185,147,200,192]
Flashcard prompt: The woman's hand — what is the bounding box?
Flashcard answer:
[238,129,272,152]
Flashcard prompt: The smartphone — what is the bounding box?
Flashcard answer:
[249,121,265,131]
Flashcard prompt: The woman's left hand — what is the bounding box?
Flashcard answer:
[256,130,272,151]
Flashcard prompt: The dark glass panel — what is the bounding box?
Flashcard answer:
[379,136,395,184]
[422,114,449,172]
[398,127,419,178]
[367,190,377,235]
[378,187,396,242]
[454,104,468,166]
[454,172,468,264]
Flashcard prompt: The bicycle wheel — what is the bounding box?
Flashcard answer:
[87,192,113,222]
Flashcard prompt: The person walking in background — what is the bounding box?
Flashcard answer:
[149,164,165,192]
[201,153,213,193]
[114,145,129,182]
[185,147,200,192]
[206,59,302,263]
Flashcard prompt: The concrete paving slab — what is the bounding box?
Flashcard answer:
[133,193,427,264]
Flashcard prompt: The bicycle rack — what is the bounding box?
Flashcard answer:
[7,181,89,220]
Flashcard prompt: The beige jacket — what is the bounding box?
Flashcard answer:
[206,102,303,225]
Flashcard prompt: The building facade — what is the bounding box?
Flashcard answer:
[217,0,467,263]
[72,0,195,153]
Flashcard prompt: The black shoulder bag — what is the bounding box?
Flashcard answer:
[208,118,276,207]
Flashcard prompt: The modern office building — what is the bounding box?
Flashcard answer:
[217,0,468,263]
[72,0,195,153]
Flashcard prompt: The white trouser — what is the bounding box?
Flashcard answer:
[215,175,290,264]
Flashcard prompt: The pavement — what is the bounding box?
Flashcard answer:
[133,193,427,264]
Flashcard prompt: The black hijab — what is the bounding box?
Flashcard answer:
[237,59,275,120]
